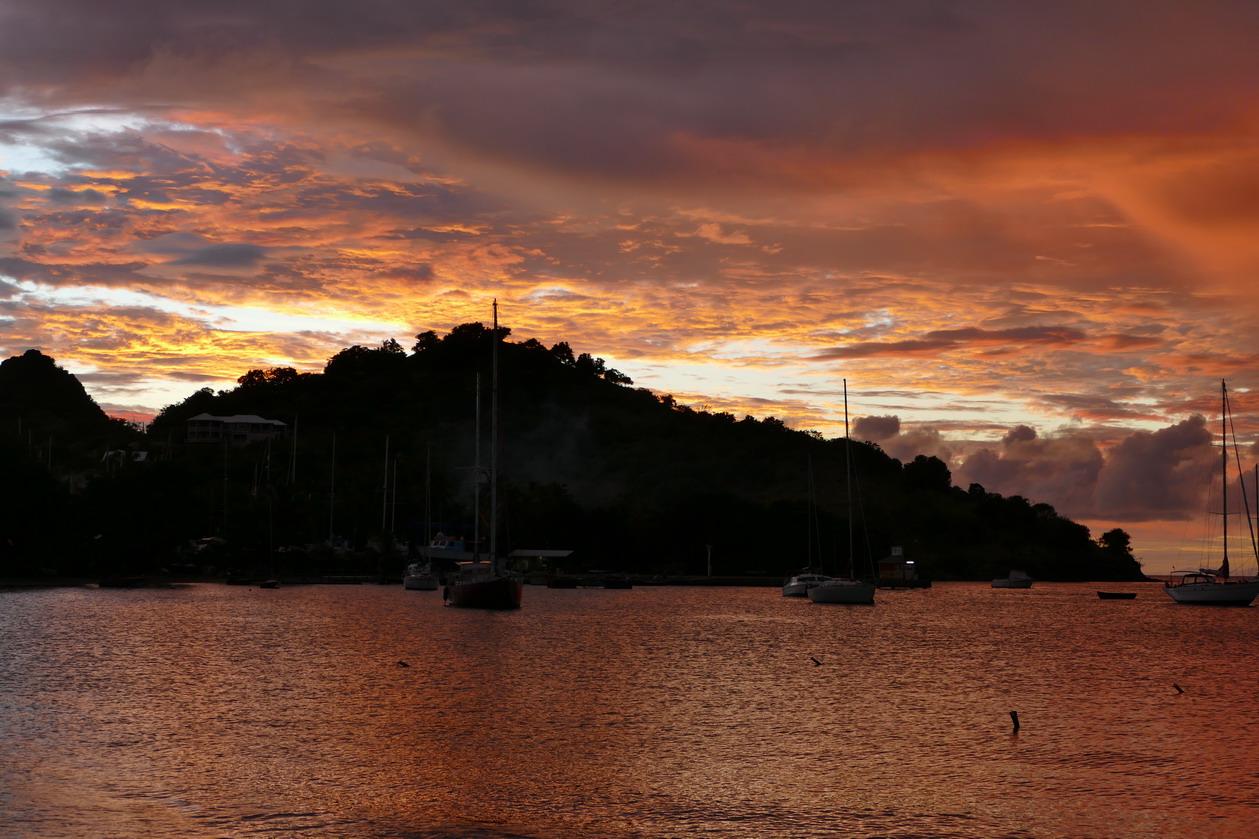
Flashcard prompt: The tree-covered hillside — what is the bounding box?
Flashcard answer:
[0,350,142,571]
[1,331,1144,582]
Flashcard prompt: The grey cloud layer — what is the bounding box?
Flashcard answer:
[7,1,1259,183]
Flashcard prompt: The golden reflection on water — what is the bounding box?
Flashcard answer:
[1,582,1258,838]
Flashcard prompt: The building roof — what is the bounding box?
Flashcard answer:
[188,413,286,426]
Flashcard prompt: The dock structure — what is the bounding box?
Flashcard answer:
[875,547,930,588]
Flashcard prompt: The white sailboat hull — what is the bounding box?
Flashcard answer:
[403,562,439,590]
[1164,578,1259,605]
[1166,383,1259,607]
[807,579,875,604]
[782,573,831,597]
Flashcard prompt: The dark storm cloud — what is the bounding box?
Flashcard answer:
[0,255,149,286]
[26,208,134,234]
[372,263,435,284]
[1094,414,1214,521]
[926,326,1086,344]
[1041,393,1156,422]
[960,430,1104,516]
[813,339,956,360]
[45,187,109,205]
[813,324,1085,360]
[853,414,900,440]
[945,414,1221,523]
[172,243,267,267]
[8,1,1259,186]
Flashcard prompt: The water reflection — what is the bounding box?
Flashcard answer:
[1,582,1257,837]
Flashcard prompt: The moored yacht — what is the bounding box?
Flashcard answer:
[782,570,831,597]
[1164,571,1259,605]
[1164,381,1259,607]
[807,576,875,604]
[443,560,522,608]
[403,561,439,591]
[442,300,522,610]
[806,379,876,606]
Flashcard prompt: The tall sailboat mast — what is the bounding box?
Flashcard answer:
[1163,380,1259,604]
[473,373,481,560]
[442,299,521,608]
[381,434,390,531]
[491,299,500,564]
[806,379,876,603]
[1221,380,1230,579]
[844,378,853,578]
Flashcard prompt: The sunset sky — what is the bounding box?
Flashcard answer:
[3,1,1258,572]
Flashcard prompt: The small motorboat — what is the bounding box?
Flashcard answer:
[403,562,439,590]
[1097,591,1136,600]
[992,570,1034,589]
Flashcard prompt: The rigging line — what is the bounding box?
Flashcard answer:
[843,379,853,578]
[806,453,819,569]
[1224,386,1258,561]
[849,442,877,575]
[843,379,877,578]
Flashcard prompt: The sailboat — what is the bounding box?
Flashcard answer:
[443,300,523,610]
[404,446,440,591]
[782,570,832,597]
[403,561,440,591]
[809,380,876,605]
[1164,380,1259,606]
[782,457,832,596]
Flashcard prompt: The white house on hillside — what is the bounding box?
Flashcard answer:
[187,413,287,445]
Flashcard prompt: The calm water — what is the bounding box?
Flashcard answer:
[2,581,1257,839]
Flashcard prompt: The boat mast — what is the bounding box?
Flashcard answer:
[1221,380,1229,579]
[844,378,853,579]
[491,299,499,566]
[424,444,431,556]
[328,432,336,542]
[473,373,481,561]
[381,434,390,531]
[806,454,817,570]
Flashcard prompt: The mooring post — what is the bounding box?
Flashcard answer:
[1009,710,1020,732]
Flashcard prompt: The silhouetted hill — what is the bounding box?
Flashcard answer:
[0,349,143,574]
[131,324,1144,583]
[0,349,136,459]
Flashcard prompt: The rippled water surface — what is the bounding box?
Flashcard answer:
[2,582,1257,838]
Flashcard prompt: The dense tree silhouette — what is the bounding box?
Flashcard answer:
[0,350,144,576]
[1,334,1146,582]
